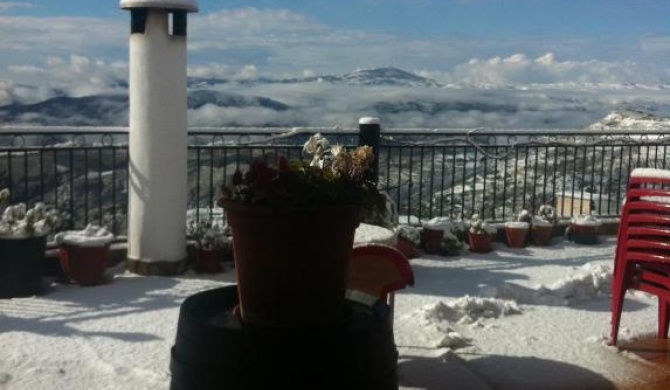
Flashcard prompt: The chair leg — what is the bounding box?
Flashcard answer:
[659,298,670,340]
[387,292,395,332]
[610,264,632,345]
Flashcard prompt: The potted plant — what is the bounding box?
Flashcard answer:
[438,230,463,257]
[218,133,385,328]
[187,219,232,273]
[505,209,531,248]
[566,214,602,245]
[420,217,448,254]
[0,188,61,298]
[55,224,115,285]
[419,217,464,256]
[396,225,420,258]
[531,205,558,246]
[468,214,493,253]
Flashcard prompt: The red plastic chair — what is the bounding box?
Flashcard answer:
[347,243,414,328]
[611,168,670,345]
[614,168,670,277]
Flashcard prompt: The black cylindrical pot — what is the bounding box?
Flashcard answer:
[170,286,398,390]
[0,235,47,299]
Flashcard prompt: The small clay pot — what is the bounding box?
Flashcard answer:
[468,232,492,253]
[505,222,530,248]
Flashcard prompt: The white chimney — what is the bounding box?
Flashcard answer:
[120,0,198,275]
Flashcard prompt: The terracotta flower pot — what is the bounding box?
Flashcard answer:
[468,232,492,253]
[505,222,530,248]
[59,244,110,285]
[570,223,600,245]
[221,201,361,328]
[531,224,554,246]
[396,236,416,259]
[194,249,224,273]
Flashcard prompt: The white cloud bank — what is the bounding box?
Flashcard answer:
[1,7,669,86]
[1,7,670,127]
[418,52,661,86]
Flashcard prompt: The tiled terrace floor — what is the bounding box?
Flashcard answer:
[619,338,670,390]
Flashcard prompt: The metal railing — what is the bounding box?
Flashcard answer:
[2,125,670,236]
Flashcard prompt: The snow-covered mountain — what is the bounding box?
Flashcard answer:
[1,67,670,128]
[187,90,289,111]
[0,91,290,126]
[0,95,128,126]
[338,67,441,87]
[187,67,441,88]
[585,110,670,131]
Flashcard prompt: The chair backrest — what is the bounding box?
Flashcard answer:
[346,243,414,306]
[626,168,670,203]
[616,198,670,272]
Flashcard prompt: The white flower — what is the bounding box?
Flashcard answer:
[188,220,230,251]
[0,188,9,203]
[331,144,346,158]
[303,133,330,155]
[397,225,421,245]
[33,202,46,215]
[303,133,332,168]
[12,220,28,238]
[25,209,37,223]
[33,220,46,236]
[3,206,15,223]
[469,214,489,234]
[0,188,62,237]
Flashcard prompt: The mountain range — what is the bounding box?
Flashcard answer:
[1,67,669,128]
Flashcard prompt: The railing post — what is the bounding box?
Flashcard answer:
[358,117,381,184]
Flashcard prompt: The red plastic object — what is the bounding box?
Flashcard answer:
[610,169,670,345]
[347,244,414,329]
[348,244,414,299]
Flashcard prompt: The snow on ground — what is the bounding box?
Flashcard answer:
[0,236,666,389]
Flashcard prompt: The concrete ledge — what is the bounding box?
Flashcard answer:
[126,257,188,276]
[46,243,199,277]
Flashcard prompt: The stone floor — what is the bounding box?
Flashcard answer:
[619,338,670,390]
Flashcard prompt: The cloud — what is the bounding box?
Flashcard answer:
[0,80,55,106]
[0,16,124,52]
[187,64,258,80]
[4,54,128,102]
[416,53,657,85]
[0,2,32,12]
[187,63,235,78]
[183,80,670,129]
[187,8,331,67]
[0,5,668,110]
[640,34,670,53]
[193,8,323,36]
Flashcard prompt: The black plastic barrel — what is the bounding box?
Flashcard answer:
[0,235,47,299]
[170,286,398,390]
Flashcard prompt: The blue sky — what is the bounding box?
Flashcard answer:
[7,0,670,39]
[1,0,669,103]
